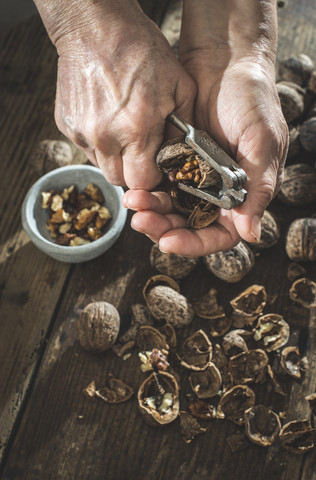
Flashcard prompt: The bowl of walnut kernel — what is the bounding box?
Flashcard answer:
[22,165,127,263]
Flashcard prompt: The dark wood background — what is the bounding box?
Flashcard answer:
[0,1,315,479]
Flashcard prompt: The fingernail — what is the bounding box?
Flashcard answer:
[121,197,128,208]
[251,214,261,242]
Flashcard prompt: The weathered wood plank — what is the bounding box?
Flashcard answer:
[0,14,72,464]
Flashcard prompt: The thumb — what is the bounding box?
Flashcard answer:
[231,180,275,244]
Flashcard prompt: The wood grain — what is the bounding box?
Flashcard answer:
[0,0,316,479]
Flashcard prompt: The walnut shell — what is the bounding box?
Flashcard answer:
[217,385,256,425]
[280,346,302,379]
[179,329,213,371]
[229,349,269,385]
[137,371,180,426]
[77,302,120,352]
[149,243,199,279]
[278,54,314,87]
[145,285,194,328]
[189,363,222,398]
[299,117,316,152]
[253,314,290,352]
[287,125,301,158]
[250,210,280,250]
[289,277,316,308]
[276,82,305,123]
[244,405,281,447]
[31,140,73,176]
[230,285,267,327]
[278,164,316,206]
[285,218,316,261]
[204,241,255,283]
[280,420,314,454]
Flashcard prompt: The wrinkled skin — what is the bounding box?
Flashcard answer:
[34,0,288,256]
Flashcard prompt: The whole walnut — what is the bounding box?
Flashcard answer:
[299,117,316,152]
[250,210,280,250]
[278,163,316,206]
[77,301,120,352]
[150,243,199,279]
[276,82,305,123]
[145,285,194,328]
[278,54,314,87]
[287,125,301,159]
[285,218,316,261]
[204,241,255,283]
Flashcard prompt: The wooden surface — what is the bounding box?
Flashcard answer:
[0,1,315,479]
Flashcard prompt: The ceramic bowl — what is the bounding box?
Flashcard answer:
[21,165,127,263]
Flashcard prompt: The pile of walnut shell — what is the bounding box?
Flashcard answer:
[79,256,315,449]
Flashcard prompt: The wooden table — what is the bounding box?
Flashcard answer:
[0,1,315,478]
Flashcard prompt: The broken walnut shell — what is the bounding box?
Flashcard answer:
[204,241,255,283]
[136,325,169,352]
[280,346,302,379]
[289,277,316,308]
[244,405,281,447]
[279,419,315,454]
[83,377,133,404]
[179,411,207,444]
[179,329,213,371]
[189,363,222,398]
[229,349,269,385]
[77,301,120,353]
[230,285,267,327]
[188,399,217,420]
[192,288,225,320]
[222,329,251,357]
[217,385,256,425]
[285,218,316,261]
[253,314,290,352]
[137,371,180,426]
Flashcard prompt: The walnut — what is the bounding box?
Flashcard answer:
[144,285,194,328]
[77,301,120,352]
[252,314,290,352]
[280,346,303,379]
[149,243,199,279]
[31,140,73,175]
[230,285,267,327]
[285,218,316,261]
[204,241,255,283]
[299,117,316,152]
[156,136,220,228]
[287,125,301,158]
[278,164,316,206]
[228,349,269,385]
[179,330,213,371]
[249,210,280,250]
[276,82,305,123]
[278,54,314,86]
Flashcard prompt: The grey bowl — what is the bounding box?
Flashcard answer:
[22,165,127,263]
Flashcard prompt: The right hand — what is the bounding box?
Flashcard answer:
[51,1,196,190]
